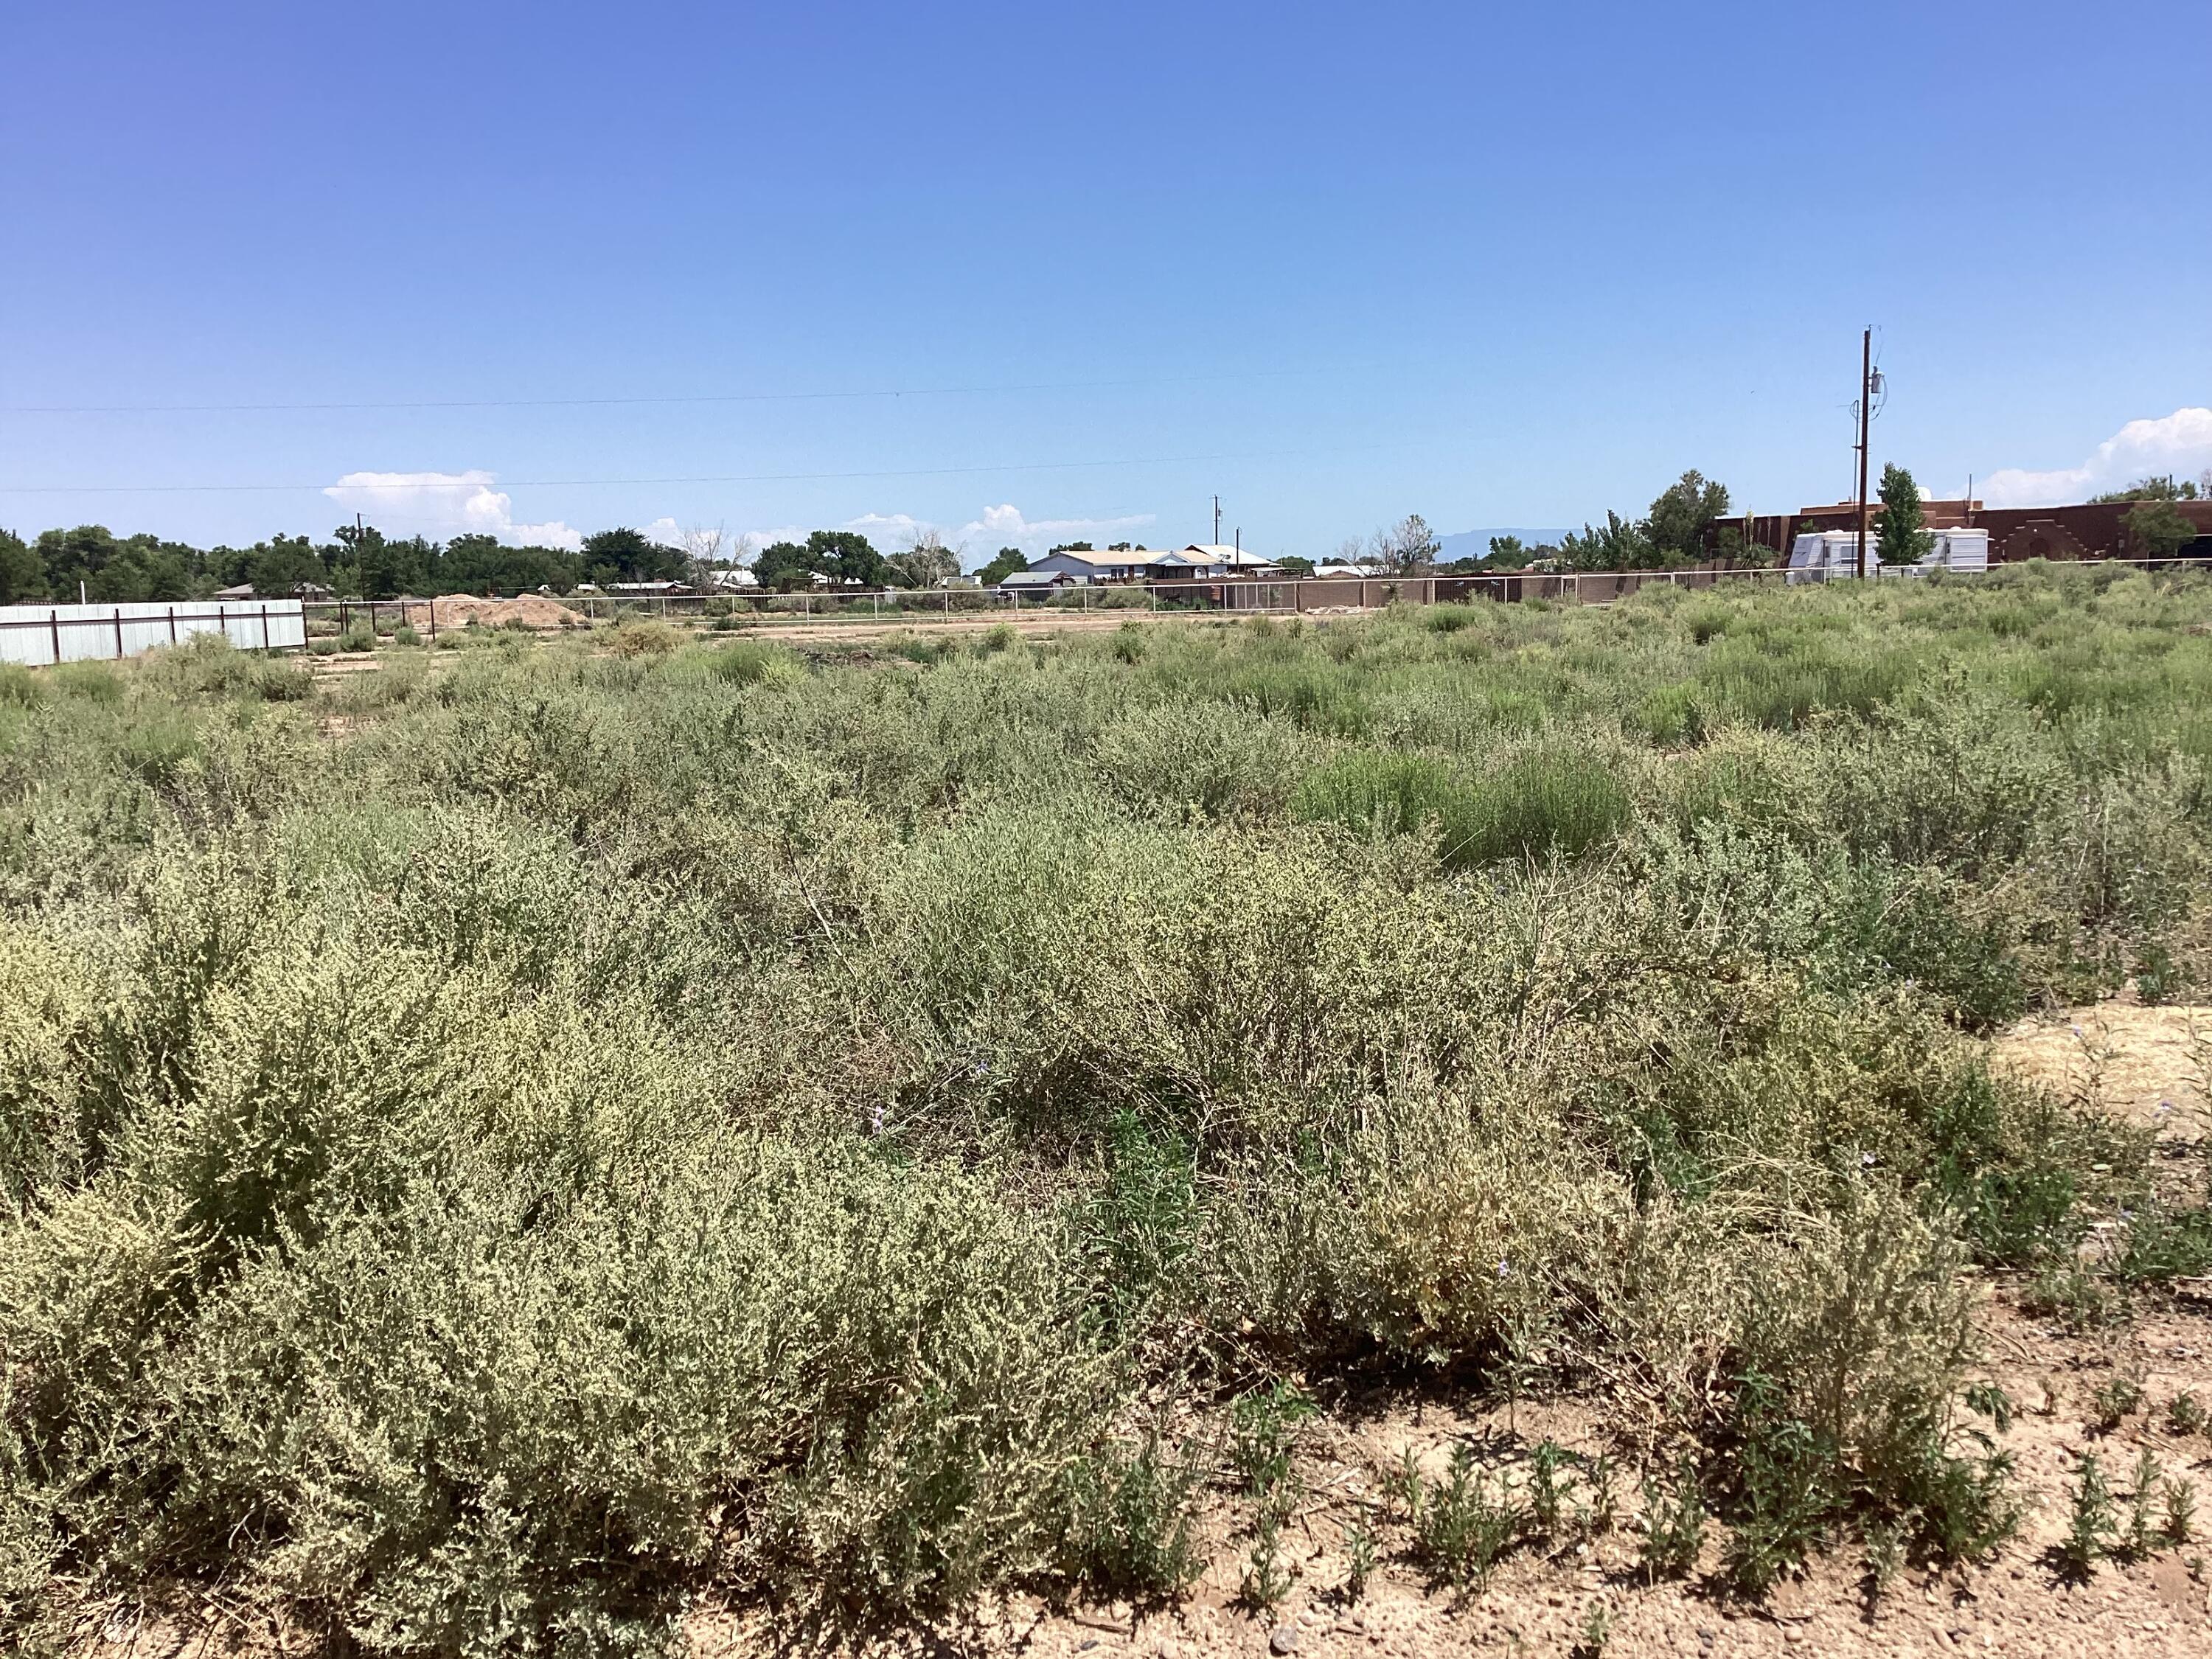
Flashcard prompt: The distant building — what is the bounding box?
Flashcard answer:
[214,580,332,601]
[1024,544,1287,583]
[1710,498,2212,563]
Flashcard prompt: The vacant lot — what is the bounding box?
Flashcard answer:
[4,565,2211,1655]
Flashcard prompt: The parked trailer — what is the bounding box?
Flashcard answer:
[1785,529,1989,584]
[0,599,307,667]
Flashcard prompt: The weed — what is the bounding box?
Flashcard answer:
[1340,1520,1377,1601]
[4,571,2211,1647]
[1570,1598,1612,1659]
[1402,1446,1523,1592]
[1963,1381,2015,1432]
[2168,1391,2208,1439]
[0,664,46,707]
[2121,1448,2163,1560]
[2059,1453,2118,1577]
[607,618,681,655]
[1638,1459,1705,1582]
[1863,1519,1905,1600]
[2022,1264,2122,1332]
[1526,1438,1574,1537]
[2090,1376,2145,1432]
[2165,1475,2197,1545]
[1062,1434,1205,1601]
[1230,1382,1317,1496]
[1239,1509,1294,1611]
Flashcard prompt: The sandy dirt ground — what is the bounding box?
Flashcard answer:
[684,1006,2212,1659]
[305,608,1261,660]
[703,610,1268,644]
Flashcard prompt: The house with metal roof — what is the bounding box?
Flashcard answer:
[997,568,1079,592]
[1026,544,1286,583]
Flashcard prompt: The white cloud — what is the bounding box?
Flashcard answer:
[731,503,1157,567]
[319,478,1161,573]
[322,470,587,550]
[1982,408,2212,508]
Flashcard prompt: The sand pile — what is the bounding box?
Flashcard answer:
[404,594,586,630]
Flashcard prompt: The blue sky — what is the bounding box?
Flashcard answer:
[3,0,2208,564]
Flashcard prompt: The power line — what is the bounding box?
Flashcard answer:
[1,361,1386,417]
[0,431,1473,497]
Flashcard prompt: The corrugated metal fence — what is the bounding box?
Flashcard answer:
[0,600,307,667]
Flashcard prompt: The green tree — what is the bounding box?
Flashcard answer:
[2127,499,2199,560]
[804,529,889,586]
[2093,475,2200,504]
[582,528,687,585]
[332,524,433,599]
[442,534,584,594]
[1874,464,1935,569]
[1559,512,1652,571]
[751,540,820,591]
[976,547,1028,585]
[0,529,45,602]
[1646,470,1731,563]
[35,525,200,602]
[248,535,331,597]
[1276,554,1315,577]
[1485,535,1528,568]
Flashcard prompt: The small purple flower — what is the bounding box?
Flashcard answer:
[1496,1258,1510,1280]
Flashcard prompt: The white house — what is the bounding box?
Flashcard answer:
[1024,544,1286,583]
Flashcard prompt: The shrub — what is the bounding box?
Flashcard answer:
[608,619,681,656]
[700,639,795,686]
[1292,748,1474,849]
[1443,748,1633,866]
[4,571,2209,1644]
[0,664,43,708]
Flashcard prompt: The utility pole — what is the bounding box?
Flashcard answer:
[1213,495,1222,548]
[1855,327,1872,580]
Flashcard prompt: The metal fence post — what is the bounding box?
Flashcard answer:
[260,604,271,650]
[114,608,125,658]
[49,609,60,664]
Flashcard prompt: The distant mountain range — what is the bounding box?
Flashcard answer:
[1433,528,1576,563]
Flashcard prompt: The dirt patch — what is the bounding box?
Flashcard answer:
[711,611,1204,645]
[698,1006,2212,1658]
[1994,1004,2210,1139]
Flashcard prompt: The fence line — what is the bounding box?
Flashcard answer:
[302,564,1804,633]
[23,558,2211,665]
[0,599,307,667]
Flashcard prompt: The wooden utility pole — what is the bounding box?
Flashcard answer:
[1855,328,1872,580]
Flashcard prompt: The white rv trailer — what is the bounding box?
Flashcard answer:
[1785,529,1989,584]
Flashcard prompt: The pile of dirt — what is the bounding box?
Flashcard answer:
[408,594,587,630]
